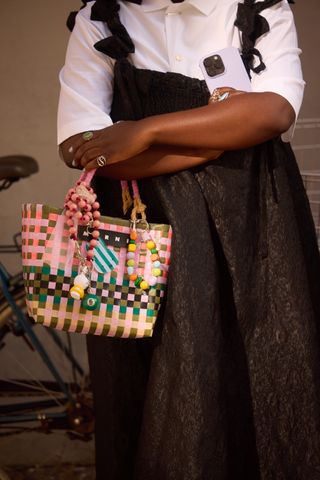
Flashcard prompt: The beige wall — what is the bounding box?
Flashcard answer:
[1,0,79,273]
[0,0,319,274]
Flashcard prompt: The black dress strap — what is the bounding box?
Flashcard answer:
[235,0,283,76]
[91,0,135,59]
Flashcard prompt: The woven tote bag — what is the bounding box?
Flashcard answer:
[21,170,172,338]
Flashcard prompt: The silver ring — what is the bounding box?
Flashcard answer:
[96,155,107,167]
[82,131,94,141]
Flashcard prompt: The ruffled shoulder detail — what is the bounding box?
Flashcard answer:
[235,0,283,76]
[66,0,88,31]
[90,0,135,59]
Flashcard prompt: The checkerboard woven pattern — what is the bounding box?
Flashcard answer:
[21,203,172,338]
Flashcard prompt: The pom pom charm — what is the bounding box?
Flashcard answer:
[125,228,162,292]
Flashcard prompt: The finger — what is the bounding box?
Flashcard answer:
[79,147,104,168]
[84,158,102,171]
[74,137,104,164]
[85,154,110,171]
[60,131,99,167]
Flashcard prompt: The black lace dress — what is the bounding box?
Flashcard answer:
[68,1,320,478]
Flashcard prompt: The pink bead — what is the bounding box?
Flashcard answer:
[93,220,100,228]
[75,211,82,219]
[71,194,78,202]
[65,210,73,218]
[66,219,74,227]
[86,250,95,259]
[93,211,101,219]
[83,204,92,212]
[90,239,98,248]
[82,214,90,223]
[68,202,77,211]
[91,230,100,238]
[148,276,157,287]
[92,202,100,210]
[78,200,86,209]
[69,227,77,236]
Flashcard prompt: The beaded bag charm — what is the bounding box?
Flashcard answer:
[64,171,163,310]
[126,181,162,291]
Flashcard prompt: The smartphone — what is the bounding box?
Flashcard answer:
[199,47,252,94]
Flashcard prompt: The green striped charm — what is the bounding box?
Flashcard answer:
[93,238,119,274]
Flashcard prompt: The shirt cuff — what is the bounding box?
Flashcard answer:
[57,116,114,145]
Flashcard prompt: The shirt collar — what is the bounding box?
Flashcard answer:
[140,0,217,16]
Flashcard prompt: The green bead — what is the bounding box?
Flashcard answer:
[151,248,158,254]
[134,276,143,288]
[82,294,100,311]
[129,240,136,244]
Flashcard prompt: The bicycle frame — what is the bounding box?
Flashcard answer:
[0,256,85,427]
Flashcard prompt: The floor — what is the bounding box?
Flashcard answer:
[1,465,95,480]
[0,430,95,479]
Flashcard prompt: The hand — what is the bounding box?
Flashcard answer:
[72,120,152,171]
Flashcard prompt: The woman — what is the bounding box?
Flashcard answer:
[58,0,320,478]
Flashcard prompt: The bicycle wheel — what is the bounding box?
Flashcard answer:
[0,283,94,468]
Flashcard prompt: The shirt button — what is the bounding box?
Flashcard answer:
[175,54,184,62]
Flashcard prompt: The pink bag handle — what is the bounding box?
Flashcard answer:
[78,169,146,222]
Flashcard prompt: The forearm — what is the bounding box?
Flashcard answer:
[96,145,220,180]
[143,92,295,151]
[60,136,220,177]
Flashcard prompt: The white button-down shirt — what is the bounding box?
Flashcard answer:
[57,0,305,144]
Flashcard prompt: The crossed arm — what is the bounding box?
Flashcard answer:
[59,88,295,180]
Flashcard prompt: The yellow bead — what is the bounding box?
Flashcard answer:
[152,268,161,277]
[127,259,135,267]
[140,280,149,290]
[146,240,155,250]
[128,244,136,252]
[70,285,84,300]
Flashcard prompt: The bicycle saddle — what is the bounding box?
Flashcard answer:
[0,155,39,181]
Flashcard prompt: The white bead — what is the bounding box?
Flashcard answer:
[73,273,89,289]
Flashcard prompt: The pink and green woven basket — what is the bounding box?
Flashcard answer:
[21,181,172,338]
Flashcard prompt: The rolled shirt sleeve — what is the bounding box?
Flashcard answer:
[250,0,305,140]
[57,6,114,145]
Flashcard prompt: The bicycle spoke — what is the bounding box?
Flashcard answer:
[2,350,66,408]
